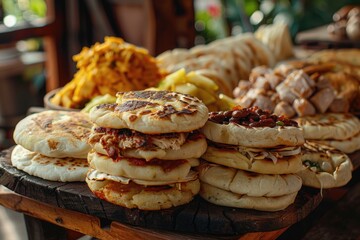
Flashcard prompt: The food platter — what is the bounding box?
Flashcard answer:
[2,24,360,238]
[0,147,326,236]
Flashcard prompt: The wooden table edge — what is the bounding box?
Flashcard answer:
[0,186,289,240]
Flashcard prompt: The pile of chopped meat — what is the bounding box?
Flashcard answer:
[233,61,359,118]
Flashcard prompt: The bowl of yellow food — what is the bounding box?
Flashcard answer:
[44,87,118,113]
[43,88,80,111]
[45,36,165,112]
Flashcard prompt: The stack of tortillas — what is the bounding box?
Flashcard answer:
[11,110,92,182]
[157,33,275,96]
[255,22,294,62]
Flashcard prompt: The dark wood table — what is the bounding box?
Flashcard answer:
[1,147,359,239]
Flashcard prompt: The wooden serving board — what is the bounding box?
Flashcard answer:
[0,147,325,237]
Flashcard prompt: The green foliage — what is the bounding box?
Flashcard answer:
[222,0,360,38]
[2,0,23,20]
[243,0,258,16]
[195,1,228,44]
[29,0,46,18]
[1,0,46,22]
[196,10,221,43]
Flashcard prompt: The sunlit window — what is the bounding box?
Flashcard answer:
[0,0,47,52]
[1,0,46,26]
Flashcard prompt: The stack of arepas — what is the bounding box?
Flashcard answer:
[199,106,305,211]
[86,90,209,210]
[11,110,92,182]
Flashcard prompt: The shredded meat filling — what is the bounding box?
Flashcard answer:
[89,127,199,159]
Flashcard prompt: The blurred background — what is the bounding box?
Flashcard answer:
[0,0,358,149]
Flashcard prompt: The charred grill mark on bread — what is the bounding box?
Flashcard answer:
[48,139,59,150]
[66,158,88,167]
[120,90,169,100]
[302,141,343,154]
[32,113,91,140]
[117,90,201,102]
[97,91,200,119]
[33,116,53,132]
[139,110,152,115]
[156,105,196,118]
[129,115,138,122]
[298,113,354,126]
[34,156,88,167]
[96,103,118,110]
[116,100,158,112]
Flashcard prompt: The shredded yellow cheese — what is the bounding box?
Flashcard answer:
[51,36,167,109]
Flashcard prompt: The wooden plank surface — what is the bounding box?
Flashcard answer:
[0,186,290,240]
[276,150,360,240]
[0,147,325,238]
[295,166,360,240]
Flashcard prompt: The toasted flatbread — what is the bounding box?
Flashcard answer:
[11,145,88,182]
[88,150,198,182]
[241,35,276,68]
[194,69,233,96]
[201,120,304,148]
[89,90,208,134]
[198,162,302,197]
[255,23,294,61]
[86,173,200,210]
[163,55,239,90]
[13,110,92,158]
[157,33,275,90]
[202,145,304,174]
[156,48,190,68]
[296,141,353,189]
[309,49,360,67]
[313,131,360,154]
[86,168,198,186]
[89,128,207,161]
[199,182,298,211]
[296,113,360,140]
[210,33,276,68]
